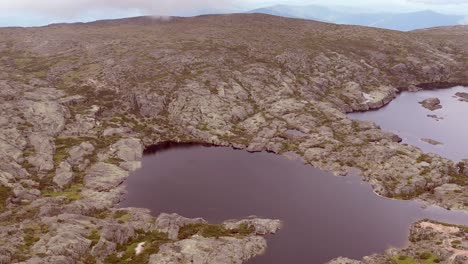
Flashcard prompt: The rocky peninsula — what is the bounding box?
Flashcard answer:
[0,14,467,263]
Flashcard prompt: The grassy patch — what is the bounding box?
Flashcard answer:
[418,251,440,263]
[42,184,83,201]
[104,157,125,165]
[113,211,132,222]
[0,185,12,211]
[178,222,255,240]
[87,229,101,247]
[103,230,170,264]
[416,154,432,163]
[393,255,415,264]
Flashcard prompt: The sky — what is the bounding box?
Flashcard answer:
[0,0,468,27]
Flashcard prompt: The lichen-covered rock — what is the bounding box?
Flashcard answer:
[32,232,92,259]
[90,238,116,260]
[155,213,207,240]
[223,218,282,235]
[111,138,143,162]
[27,134,55,171]
[67,142,94,171]
[53,161,74,188]
[101,224,135,245]
[84,162,128,191]
[149,235,267,264]
[419,97,442,111]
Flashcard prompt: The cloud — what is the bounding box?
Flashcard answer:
[407,0,468,4]
[0,0,232,17]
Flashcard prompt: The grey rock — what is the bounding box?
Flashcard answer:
[132,91,166,117]
[455,92,468,102]
[101,224,135,245]
[149,235,267,264]
[419,98,442,111]
[67,142,94,170]
[327,257,363,264]
[53,161,74,188]
[102,127,131,137]
[23,101,67,136]
[434,184,462,201]
[84,162,128,191]
[27,133,54,171]
[119,161,142,172]
[155,213,207,240]
[90,238,116,260]
[421,138,443,145]
[111,138,143,162]
[32,232,92,259]
[223,218,282,235]
[58,95,86,106]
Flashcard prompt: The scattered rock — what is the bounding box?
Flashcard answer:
[155,213,206,240]
[455,92,468,102]
[427,114,444,121]
[419,98,442,111]
[421,138,443,145]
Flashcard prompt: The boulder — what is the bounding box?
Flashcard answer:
[67,142,94,171]
[421,138,443,145]
[27,134,54,171]
[53,161,74,188]
[155,213,207,240]
[84,162,128,191]
[223,218,282,235]
[419,98,442,111]
[111,138,143,162]
[455,92,468,102]
[91,237,117,260]
[101,224,135,245]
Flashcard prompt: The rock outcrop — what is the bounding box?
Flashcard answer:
[419,98,442,111]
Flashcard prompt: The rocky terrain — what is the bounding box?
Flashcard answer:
[0,14,467,263]
[328,220,468,263]
[455,92,468,102]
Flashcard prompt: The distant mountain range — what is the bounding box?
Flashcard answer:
[247,5,467,31]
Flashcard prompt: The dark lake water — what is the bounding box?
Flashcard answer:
[119,144,468,264]
[349,86,468,162]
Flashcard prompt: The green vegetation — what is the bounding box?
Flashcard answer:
[104,157,125,165]
[87,229,101,247]
[0,185,12,211]
[178,222,255,240]
[103,230,170,264]
[43,184,83,201]
[113,211,132,222]
[393,255,415,264]
[54,137,92,167]
[418,251,440,263]
[416,154,432,164]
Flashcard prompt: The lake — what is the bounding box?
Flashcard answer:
[349,86,468,162]
[119,143,468,263]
